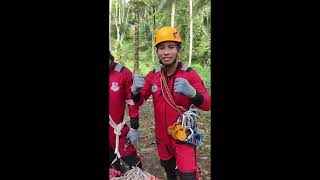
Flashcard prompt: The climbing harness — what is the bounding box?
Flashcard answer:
[109,114,129,165]
[159,67,204,146]
[110,167,160,180]
[109,100,134,165]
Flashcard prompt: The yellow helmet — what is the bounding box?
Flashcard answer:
[155,27,182,46]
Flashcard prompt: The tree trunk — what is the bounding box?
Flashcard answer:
[116,0,121,42]
[118,0,121,26]
[115,0,119,42]
[152,6,156,63]
[120,6,130,44]
[109,0,112,51]
[188,0,193,67]
[133,1,140,73]
[200,10,209,39]
[171,0,176,27]
[144,9,147,43]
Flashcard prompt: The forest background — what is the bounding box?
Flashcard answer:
[109,0,212,179]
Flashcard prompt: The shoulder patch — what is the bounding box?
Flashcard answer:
[153,65,161,73]
[181,64,192,72]
[114,64,124,72]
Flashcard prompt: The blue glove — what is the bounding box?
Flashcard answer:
[126,128,140,146]
[174,78,196,98]
[131,74,145,95]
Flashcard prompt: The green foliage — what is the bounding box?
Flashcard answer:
[110,0,211,80]
[110,2,212,178]
[191,63,211,92]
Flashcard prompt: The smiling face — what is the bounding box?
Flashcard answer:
[156,41,180,66]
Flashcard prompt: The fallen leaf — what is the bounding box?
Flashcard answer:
[199,156,209,160]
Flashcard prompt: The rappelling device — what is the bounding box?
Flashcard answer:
[167,105,204,146]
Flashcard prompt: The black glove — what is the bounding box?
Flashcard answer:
[130,117,139,130]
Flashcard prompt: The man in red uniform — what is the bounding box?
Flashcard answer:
[108,50,142,173]
[131,27,211,180]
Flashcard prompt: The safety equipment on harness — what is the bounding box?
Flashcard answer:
[168,105,204,146]
[167,123,188,141]
[185,127,203,146]
[155,27,182,46]
[179,105,203,146]
[177,105,200,129]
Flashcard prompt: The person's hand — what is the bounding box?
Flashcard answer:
[126,128,140,146]
[174,78,196,98]
[131,74,145,95]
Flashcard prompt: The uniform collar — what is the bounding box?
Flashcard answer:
[164,62,182,77]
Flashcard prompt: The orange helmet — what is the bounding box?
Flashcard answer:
[154,27,182,46]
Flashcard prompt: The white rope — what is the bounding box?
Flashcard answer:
[109,114,129,164]
[177,105,200,129]
[176,105,201,142]
[110,167,158,180]
[109,102,132,165]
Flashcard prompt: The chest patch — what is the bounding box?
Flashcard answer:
[152,83,158,92]
[111,82,120,92]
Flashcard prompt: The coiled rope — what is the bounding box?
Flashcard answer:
[110,167,159,180]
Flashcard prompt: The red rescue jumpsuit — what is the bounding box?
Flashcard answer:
[133,62,211,178]
[109,63,139,159]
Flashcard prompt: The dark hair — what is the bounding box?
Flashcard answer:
[109,50,115,61]
[176,43,181,50]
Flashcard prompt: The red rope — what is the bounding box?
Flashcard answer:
[160,68,186,114]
